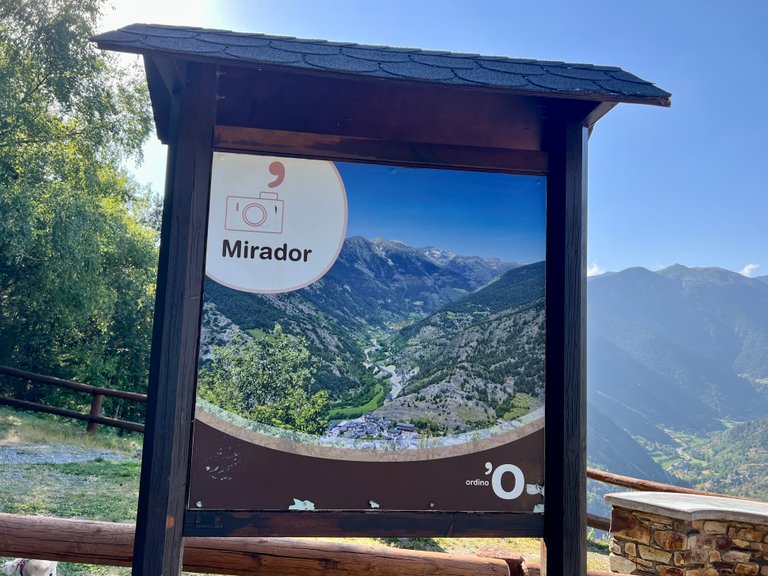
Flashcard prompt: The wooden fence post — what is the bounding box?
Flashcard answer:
[86,393,104,434]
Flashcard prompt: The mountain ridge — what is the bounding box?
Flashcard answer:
[587,263,768,501]
[377,262,545,432]
[202,236,524,404]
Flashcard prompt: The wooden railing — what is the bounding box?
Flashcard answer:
[0,512,625,576]
[583,467,753,531]
[0,365,146,433]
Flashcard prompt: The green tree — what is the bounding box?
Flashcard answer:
[0,0,156,422]
[198,325,330,435]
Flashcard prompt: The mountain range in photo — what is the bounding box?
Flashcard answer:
[200,236,545,443]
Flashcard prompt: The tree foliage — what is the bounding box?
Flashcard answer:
[0,0,157,422]
[0,0,151,168]
[198,325,330,435]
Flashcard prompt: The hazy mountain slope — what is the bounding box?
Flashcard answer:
[588,403,675,482]
[589,336,724,437]
[657,265,768,379]
[587,336,722,443]
[585,264,768,491]
[588,265,768,436]
[587,403,679,519]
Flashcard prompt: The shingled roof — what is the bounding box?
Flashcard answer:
[93,24,671,107]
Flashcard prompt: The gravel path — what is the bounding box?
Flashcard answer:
[0,443,134,465]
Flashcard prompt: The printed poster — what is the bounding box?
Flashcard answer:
[190,152,546,513]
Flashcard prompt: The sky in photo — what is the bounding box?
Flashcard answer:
[338,162,545,263]
[102,0,768,276]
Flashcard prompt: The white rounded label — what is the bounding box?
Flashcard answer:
[206,152,347,293]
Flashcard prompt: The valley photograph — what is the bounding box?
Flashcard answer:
[196,161,547,451]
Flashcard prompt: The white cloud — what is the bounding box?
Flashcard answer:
[587,261,604,277]
[739,263,760,277]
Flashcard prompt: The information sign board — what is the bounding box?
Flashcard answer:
[190,155,546,517]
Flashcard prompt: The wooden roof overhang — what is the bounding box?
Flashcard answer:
[95,24,670,177]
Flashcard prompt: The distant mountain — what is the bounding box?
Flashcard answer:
[587,403,680,519]
[588,336,722,441]
[377,262,545,432]
[418,246,521,289]
[587,265,768,480]
[301,236,477,330]
[656,265,768,380]
[205,236,519,340]
[588,405,675,483]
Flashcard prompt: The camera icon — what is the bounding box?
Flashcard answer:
[225,192,284,234]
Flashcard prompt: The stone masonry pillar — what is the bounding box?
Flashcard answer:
[605,492,768,576]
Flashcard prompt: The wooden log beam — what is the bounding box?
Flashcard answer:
[214,125,548,175]
[586,512,610,532]
[0,513,511,576]
[0,513,634,576]
[0,397,144,433]
[586,467,755,501]
[0,365,147,403]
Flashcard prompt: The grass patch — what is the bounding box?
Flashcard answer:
[0,407,141,455]
[246,327,266,339]
[328,383,385,419]
[502,392,535,421]
[0,408,141,522]
[0,460,140,522]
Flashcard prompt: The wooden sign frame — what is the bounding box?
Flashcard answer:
[91,21,672,572]
[129,60,588,576]
[186,158,546,535]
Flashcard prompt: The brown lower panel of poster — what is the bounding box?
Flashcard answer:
[188,410,544,514]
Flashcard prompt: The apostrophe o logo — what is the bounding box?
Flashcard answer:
[485,462,525,500]
[206,153,348,294]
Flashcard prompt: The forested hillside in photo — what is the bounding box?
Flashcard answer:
[199,240,545,439]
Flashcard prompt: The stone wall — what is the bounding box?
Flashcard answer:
[609,506,768,576]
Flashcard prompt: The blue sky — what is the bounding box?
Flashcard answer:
[105,0,768,276]
[338,162,545,263]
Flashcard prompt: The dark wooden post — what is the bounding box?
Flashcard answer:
[86,393,104,434]
[132,61,217,576]
[544,118,588,576]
